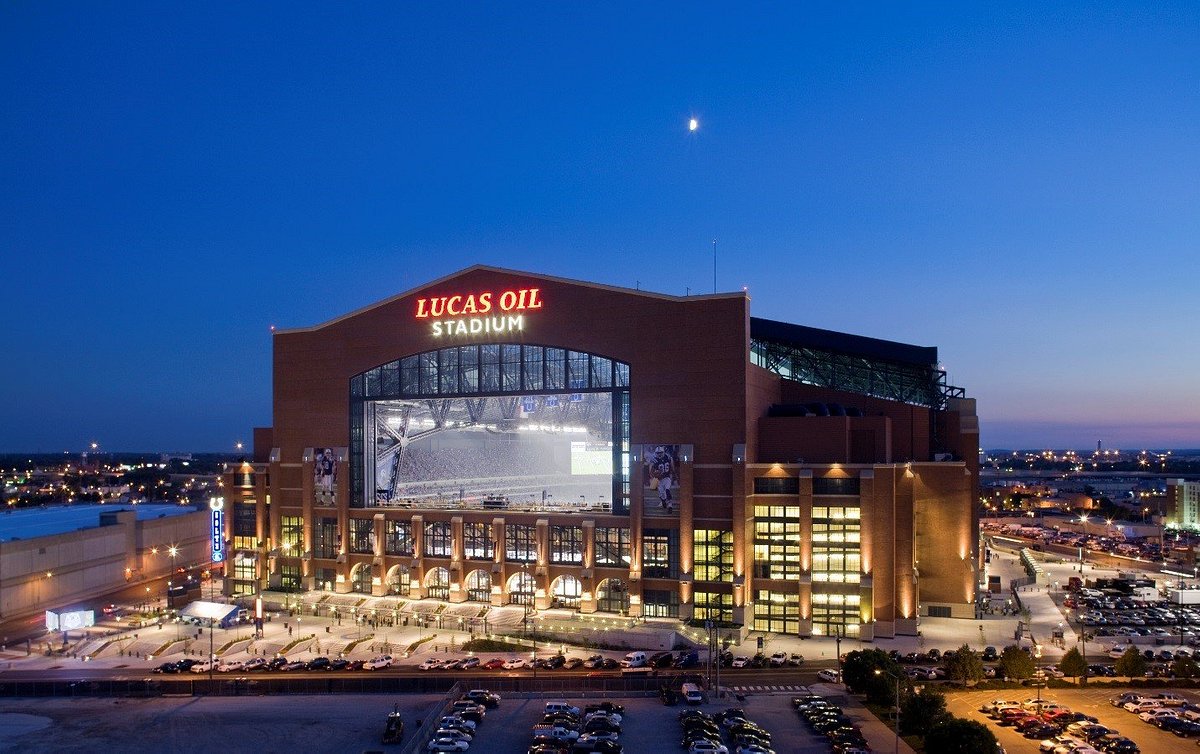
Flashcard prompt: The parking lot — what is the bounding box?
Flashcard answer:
[945,687,1200,754]
[0,690,844,754]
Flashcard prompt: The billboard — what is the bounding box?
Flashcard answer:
[369,391,614,511]
[642,444,681,516]
[45,609,95,631]
[314,448,337,505]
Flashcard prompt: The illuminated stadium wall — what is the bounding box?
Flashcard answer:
[223,265,979,638]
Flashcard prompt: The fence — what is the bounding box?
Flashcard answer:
[0,672,673,699]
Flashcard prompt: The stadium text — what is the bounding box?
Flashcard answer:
[415,288,544,319]
[432,315,524,337]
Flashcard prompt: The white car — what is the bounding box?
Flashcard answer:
[768,652,788,667]
[363,655,393,670]
[578,732,620,744]
[1138,709,1175,723]
[217,660,245,672]
[419,658,444,671]
[190,660,217,673]
[731,656,750,668]
[427,739,469,752]
[817,669,841,682]
[1040,736,1083,753]
[689,742,729,754]
[433,729,472,744]
[502,657,526,669]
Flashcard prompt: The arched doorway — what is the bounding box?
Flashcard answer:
[465,570,491,602]
[350,563,374,594]
[507,572,536,606]
[386,565,410,596]
[550,574,582,609]
[424,567,450,600]
[596,577,630,614]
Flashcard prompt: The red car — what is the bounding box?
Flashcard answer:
[483,658,505,670]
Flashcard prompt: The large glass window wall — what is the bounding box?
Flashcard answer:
[424,521,451,558]
[693,590,734,623]
[314,517,338,559]
[385,520,414,556]
[281,516,303,553]
[350,344,631,514]
[642,528,678,579]
[506,524,536,563]
[349,519,374,554]
[550,525,583,564]
[693,529,734,583]
[753,589,800,634]
[753,505,801,580]
[464,522,493,560]
[811,506,861,584]
[595,527,630,567]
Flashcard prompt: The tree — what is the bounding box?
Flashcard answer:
[924,717,998,754]
[1114,646,1147,678]
[842,648,906,705]
[997,644,1034,681]
[901,687,948,736]
[943,644,985,684]
[1059,647,1087,678]
[1171,655,1200,679]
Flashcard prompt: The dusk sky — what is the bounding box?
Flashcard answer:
[2,3,1197,452]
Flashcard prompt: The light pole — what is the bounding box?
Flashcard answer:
[874,668,901,754]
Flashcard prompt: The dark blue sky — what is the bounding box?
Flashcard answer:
[2,3,1197,452]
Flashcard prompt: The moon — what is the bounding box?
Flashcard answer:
[688,118,699,132]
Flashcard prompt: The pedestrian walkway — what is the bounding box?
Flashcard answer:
[728,684,809,693]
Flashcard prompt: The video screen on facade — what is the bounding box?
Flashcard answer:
[369,391,614,511]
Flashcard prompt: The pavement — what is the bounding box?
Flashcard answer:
[12,546,1180,677]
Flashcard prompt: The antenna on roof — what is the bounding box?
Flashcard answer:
[712,239,717,293]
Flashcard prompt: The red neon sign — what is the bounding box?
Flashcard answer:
[415,288,544,319]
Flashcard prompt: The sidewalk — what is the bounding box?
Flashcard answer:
[811,681,917,754]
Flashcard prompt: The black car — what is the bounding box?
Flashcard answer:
[660,688,679,706]
[1101,738,1139,754]
[329,659,350,671]
[152,662,179,674]
[175,659,200,672]
[465,690,501,708]
[267,657,288,670]
[545,655,566,670]
[983,646,999,661]
[1024,724,1059,740]
[307,657,331,671]
[529,744,570,754]
[648,651,673,668]
[585,703,624,716]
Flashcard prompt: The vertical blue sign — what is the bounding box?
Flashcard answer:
[210,497,225,564]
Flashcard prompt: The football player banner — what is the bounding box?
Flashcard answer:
[642,444,681,516]
[314,448,337,505]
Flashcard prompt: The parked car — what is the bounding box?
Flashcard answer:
[817,669,841,683]
[364,655,394,670]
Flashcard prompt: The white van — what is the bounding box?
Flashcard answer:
[544,701,581,717]
[682,683,704,705]
[620,651,647,668]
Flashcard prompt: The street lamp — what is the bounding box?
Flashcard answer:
[874,668,901,754]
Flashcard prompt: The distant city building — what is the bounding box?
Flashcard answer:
[1166,479,1200,531]
[222,266,979,638]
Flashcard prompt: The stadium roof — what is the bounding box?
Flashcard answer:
[750,317,938,368]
